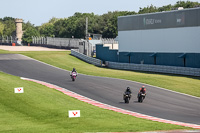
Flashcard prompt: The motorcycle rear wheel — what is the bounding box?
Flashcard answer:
[125,97,129,103]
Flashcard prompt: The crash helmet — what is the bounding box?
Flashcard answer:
[127,87,130,91]
[141,86,145,90]
[73,68,76,71]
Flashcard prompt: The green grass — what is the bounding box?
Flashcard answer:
[0,72,190,133]
[9,50,200,98]
[0,49,199,132]
[0,49,14,54]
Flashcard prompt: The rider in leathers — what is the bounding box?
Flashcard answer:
[70,68,77,76]
[124,87,132,100]
[138,86,146,99]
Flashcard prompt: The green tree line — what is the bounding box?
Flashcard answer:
[0,1,200,44]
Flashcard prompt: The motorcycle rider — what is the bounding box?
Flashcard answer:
[124,87,132,100]
[70,68,77,76]
[72,68,77,73]
[138,86,146,99]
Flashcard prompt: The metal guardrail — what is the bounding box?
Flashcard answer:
[71,49,102,67]
[105,61,200,76]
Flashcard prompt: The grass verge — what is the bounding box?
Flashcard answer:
[0,71,190,133]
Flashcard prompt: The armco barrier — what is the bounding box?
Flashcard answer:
[106,61,200,76]
[71,49,102,67]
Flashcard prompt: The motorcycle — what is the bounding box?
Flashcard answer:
[138,92,146,103]
[70,72,77,81]
[123,92,131,103]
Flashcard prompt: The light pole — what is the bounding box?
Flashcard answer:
[86,17,89,56]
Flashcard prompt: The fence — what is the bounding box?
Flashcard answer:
[101,38,118,44]
[71,49,102,67]
[32,37,81,48]
[0,36,15,45]
[32,37,93,56]
[105,61,200,76]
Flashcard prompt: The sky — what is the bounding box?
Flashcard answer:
[1,0,200,26]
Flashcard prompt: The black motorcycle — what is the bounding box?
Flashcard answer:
[138,92,146,103]
[123,92,131,103]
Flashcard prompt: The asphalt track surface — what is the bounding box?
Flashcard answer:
[0,54,200,125]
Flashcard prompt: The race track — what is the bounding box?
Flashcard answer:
[0,54,200,125]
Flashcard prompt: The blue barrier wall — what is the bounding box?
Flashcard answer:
[186,53,200,68]
[156,53,184,67]
[130,53,154,64]
[119,52,154,64]
[96,44,118,62]
[119,52,129,63]
[96,45,200,68]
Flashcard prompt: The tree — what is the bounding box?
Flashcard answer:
[73,12,99,38]
[98,11,136,38]
[2,17,15,36]
[53,18,68,37]
[23,21,34,31]
[39,23,55,37]
[0,21,4,36]
[48,17,59,24]
[174,1,200,8]
[22,27,40,44]
[158,4,172,12]
[138,4,158,14]
[53,12,100,38]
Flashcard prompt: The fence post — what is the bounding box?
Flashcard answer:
[10,36,12,43]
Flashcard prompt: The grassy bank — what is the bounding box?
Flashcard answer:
[0,49,200,97]
[0,72,190,133]
[10,50,200,97]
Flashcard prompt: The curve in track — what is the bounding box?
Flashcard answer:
[0,54,199,127]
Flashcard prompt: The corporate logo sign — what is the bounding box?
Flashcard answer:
[176,12,185,25]
[143,18,162,26]
[14,87,24,93]
[68,110,80,118]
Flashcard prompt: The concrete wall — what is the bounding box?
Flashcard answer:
[71,49,102,67]
[106,61,200,76]
[32,37,93,56]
